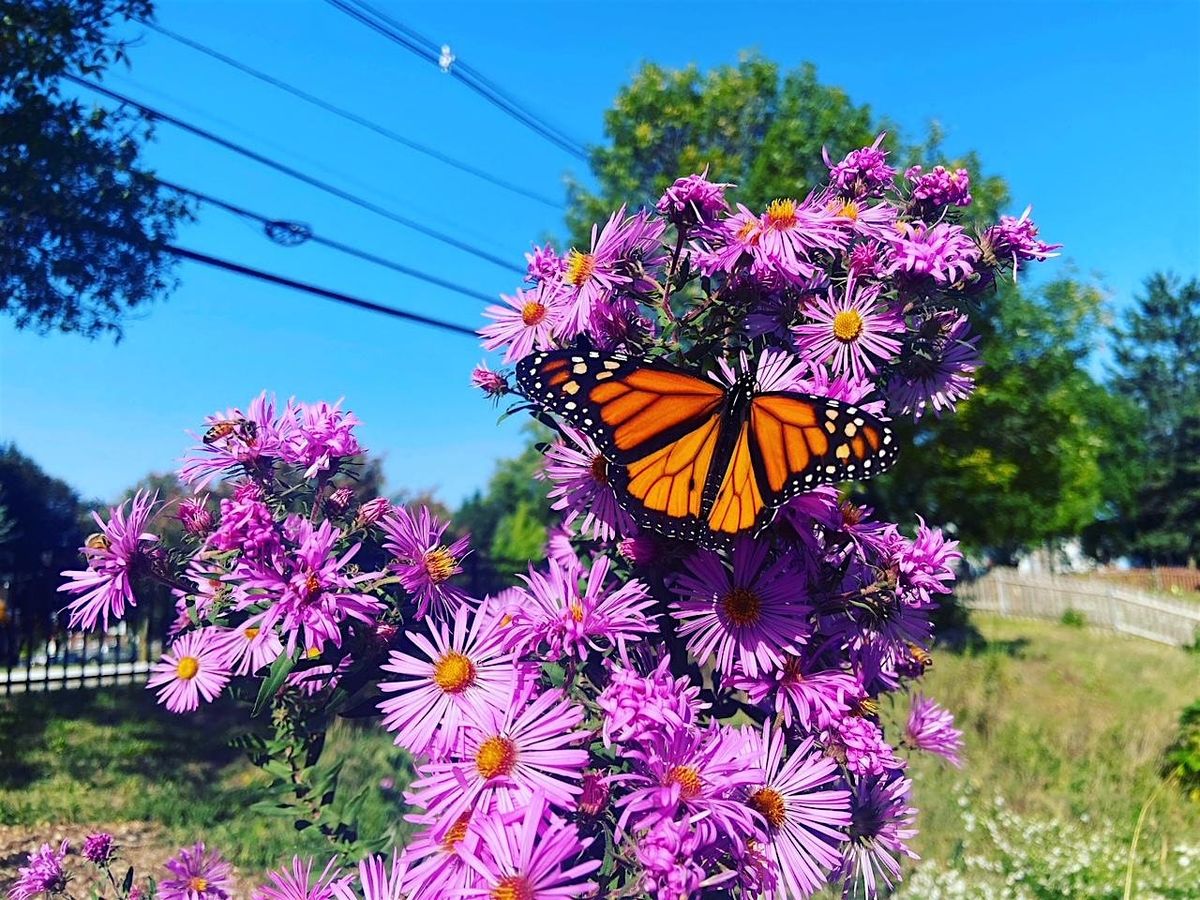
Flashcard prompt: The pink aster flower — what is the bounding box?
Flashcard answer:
[905,164,972,208]
[377,600,517,757]
[753,194,850,282]
[456,792,599,899]
[406,687,590,822]
[212,615,283,676]
[597,653,706,749]
[479,282,565,364]
[824,133,896,198]
[982,204,1061,275]
[894,517,961,605]
[823,714,904,777]
[693,203,764,275]
[160,842,233,900]
[470,362,508,403]
[400,808,485,899]
[253,856,351,900]
[208,482,281,562]
[331,853,407,900]
[281,400,363,478]
[635,816,708,899]
[834,774,918,899]
[542,425,635,541]
[524,244,564,283]
[618,721,762,850]
[356,496,392,527]
[793,276,903,379]
[656,168,731,227]
[381,505,473,620]
[82,832,115,865]
[237,518,381,655]
[146,628,232,714]
[886,312,979,421]
[9,840,69,899]
[555,206,642,336]
[745,724,851,900]
[58,490,158,631]
[905,694,963,766]
[505,555,656,661]
[823,193,898,240]
[730,652,857,732]
[178,495,213,537]
[669,537,812,678]
[180,392,284,488]
[885,220,980,286]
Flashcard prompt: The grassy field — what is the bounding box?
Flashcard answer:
[3,613,1199,894]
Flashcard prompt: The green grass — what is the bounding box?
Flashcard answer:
[3,613,1199,890]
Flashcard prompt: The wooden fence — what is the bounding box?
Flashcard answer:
[1085,567,1200,596]
[956,569,1200,647]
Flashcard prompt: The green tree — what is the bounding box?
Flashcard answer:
[568,55,1008,244]
[1,0,191,337]
[1110,275,1200,563]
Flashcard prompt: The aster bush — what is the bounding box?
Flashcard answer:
[43,135,1058,899]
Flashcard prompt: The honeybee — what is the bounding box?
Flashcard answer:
[85,533,111,551]
[203,419,258,445]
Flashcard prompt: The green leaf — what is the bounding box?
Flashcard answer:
[253,651,297,716]
[121,866,134,894]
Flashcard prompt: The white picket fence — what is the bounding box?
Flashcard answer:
[956,569,1200,647]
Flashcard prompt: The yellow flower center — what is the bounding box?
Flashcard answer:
[832,309,865,342]
[423,546,458,583]
[721,587,762,627]
[303,573,322,600]
[433,651,477,694]
[243,626,260,640]
[747,787,788,829]
[736,218,760,243]
[666,764,703,800]
[589,454,609,485]
[306,646,322,659]
[520,300,547,326]
[476,735,518,779]
[834,199,861,220]
[441,811,472,850]
[187,876,209,892]
[568,602,585,623]
[176,656,200,680]
[764,198,798,230]
[565,250,597,286]
[491,876,534,900]
[85,533,110,551]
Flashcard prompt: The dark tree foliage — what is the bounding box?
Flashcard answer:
[0,0,191,338]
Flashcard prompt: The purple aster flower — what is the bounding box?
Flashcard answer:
[58,490,158,631]
[524,244,564,283]
[597,653,706,749]
[905,694,963,766]
[656,168,732,227]
[208,482,281,562]
[885,220,980,286]
[160,842,233,900]
[822,192,898,240]
[635,815,707,899]
[982,204,1062,275]
[905,164,972,208]
[555,206,645,336]
[542,425,635,541]
[253,857,352,900]
[378,600,517,757]
[617,721,762,850]
[847,240,885,277]
[479,282,566,364]
[730,652,857,732]
[823,714,903,777]
[180,392,284,488]
[545,524,580,573]
[331,853,407,900]
[669,537,812,678]
[356,496,392,527]
[886,312,980,421]
[455,792,599,899]
[178,496,214,537]
[505,556,656,661]
[400,808,485,899]
[824,133,896,198]
[406,687,590,822]
[753,194,850,282]
[212,615,283,676]
[380,505,473,620]
[834,774,918,899]
[793,276,904,379]
[894,517,961,605]
[470,362,508,403]
[745,723,851,900]
[693,203,764,275]
[9,841,69,899]
[82,832,115,865]
[146,629,232,714]
[237,518,381,655]
[281,400,363,479]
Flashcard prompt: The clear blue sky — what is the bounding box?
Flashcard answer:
[2,0,1198,505]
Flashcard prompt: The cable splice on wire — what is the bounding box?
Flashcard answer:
[323,0,589,161]
[138,19,563,210]
[155,177,497,304]
[63,74,525,276]
[165,244,478,336]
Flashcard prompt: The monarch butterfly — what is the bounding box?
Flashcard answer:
[516,349,899,547]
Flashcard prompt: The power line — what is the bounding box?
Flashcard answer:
[156,177,497,304]
[323,0,589,161]
[138,19,563,210]
[63,74,525,276]
[165,244,478,336]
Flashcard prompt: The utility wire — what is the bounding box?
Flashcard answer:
[165,244,478,336]
[139,19,563,210]
[63,74,524,276]
[156,177,498,304]
[323,0,588,161]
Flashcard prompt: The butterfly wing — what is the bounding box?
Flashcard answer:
[515,350,728,541]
